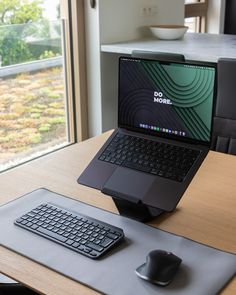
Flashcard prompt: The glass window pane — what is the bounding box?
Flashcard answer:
[185,17,199,32]
[0,0,72,171]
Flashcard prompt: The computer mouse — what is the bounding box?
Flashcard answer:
[135,249,182,286]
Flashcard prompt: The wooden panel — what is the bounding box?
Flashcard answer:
[185,1,208,32]
[61,0,88,143]
[185,2,208,18]
[71,0,89,141]
[0,131,235,294]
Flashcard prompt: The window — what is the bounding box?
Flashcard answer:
[185,0,208,33]
[0,0,87,172]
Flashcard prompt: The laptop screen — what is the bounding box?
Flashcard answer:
[118,57,216,144]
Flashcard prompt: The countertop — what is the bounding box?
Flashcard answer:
[101,33,236,62]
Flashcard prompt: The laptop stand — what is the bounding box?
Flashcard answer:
[112,197,164,222]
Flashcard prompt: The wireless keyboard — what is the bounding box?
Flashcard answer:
[15,203,124,259]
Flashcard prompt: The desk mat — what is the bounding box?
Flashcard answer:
[0,188,235,295]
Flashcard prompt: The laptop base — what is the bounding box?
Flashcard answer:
[112,198,164,222]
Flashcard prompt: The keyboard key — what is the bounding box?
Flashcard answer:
[21,215,29,220]
[90,250,99,257]
[87,242,104,252]
[83,246,92,253]
[72,242,79,248]
[66,239,74,245]
[115,231,122,236]
[78,245,84,251]
[27,213,36,218]
[37,227,68,242]
[107,233,119,240]
[80,239,86,245]
[100,237,113,248]
[57,230,64,235]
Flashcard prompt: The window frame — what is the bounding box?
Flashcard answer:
[61,0,88,142]
[185,0,208,33]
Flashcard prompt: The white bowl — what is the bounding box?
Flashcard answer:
[150,25,188,40]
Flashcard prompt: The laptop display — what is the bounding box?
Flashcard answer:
[118,57,216,144]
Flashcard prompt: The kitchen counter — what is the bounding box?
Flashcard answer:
[101,33,236,62]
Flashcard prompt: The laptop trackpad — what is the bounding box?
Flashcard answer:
[101,167,154,204]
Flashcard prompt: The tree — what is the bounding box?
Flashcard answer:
[0,29,32,66]
[0,0,50,66]
[0,0,61,66]
[0,0,43,25]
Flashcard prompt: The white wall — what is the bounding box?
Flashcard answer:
[219,0,226,33]
[99,0,185,43]
[85,0,185,137]
[207,0,226,34]
[84,0,102,136]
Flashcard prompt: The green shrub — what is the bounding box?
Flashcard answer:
[0,29,32,66]
[39,50,59,60]
[30,133,42,144]
[39,123,51,132]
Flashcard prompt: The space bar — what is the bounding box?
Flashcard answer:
[123,161,151,173]
[37,227,67,242]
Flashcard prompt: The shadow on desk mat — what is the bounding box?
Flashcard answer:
[0,188,235,295]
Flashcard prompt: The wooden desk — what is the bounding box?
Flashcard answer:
[0,131,235,295]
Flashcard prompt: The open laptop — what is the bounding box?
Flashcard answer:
[78,57,216,212]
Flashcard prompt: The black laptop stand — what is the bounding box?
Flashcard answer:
[112,197,164,222]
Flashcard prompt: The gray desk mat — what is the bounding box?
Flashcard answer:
[0,189,235,295]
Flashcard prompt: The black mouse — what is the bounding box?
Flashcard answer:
[135,249,182,286]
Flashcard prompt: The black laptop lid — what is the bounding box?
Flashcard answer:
[118,57,216,145]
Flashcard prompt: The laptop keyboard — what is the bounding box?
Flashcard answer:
[15,203,124,259]
[99,133,201,182]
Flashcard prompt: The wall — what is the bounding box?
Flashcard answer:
[207,0,226,34]
[84,0,102,136]
[84,0,185,137]
[99,0,185,43]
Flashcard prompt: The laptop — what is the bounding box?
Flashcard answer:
[78,57,216,212]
